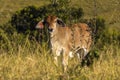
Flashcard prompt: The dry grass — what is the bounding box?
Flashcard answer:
[0,37,120,80]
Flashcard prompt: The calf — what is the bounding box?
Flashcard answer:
[36,15,92,72]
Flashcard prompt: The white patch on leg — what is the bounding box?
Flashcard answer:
[56,49,62,56]
[69,51,74,58]
[83,48,87,57]
[77,53,80,60]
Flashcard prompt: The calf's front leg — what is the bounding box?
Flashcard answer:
[62,49,69,72]
[53,48,62,66]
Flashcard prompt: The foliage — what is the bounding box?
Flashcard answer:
[88,17,105,43]
[11,6,38,33]
[10,2,83,33]
[10,1,83,45]
[81,49,99,67]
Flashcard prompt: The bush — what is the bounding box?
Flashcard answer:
[11,4,83,33]
[10,1,83,43]
[81,49,99,67]
[11,6,39,33]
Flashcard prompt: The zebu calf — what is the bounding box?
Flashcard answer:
[36,16,92,72]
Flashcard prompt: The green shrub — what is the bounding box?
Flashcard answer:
[88,17,105,35]
[11,4,83,33]
[11,6,39,33]
[81,49,99,67]
[10,1,83,43]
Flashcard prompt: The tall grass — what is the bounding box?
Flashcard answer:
[0,32,120,80]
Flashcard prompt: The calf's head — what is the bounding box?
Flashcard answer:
[36,16,65,32]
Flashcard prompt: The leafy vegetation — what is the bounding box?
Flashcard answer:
[0,0,120,80]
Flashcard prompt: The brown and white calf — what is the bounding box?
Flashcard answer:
[36,16,92,71]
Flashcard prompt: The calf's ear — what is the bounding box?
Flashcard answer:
[57,19,65,27]
[35,20,44,29]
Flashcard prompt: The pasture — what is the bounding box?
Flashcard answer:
[0,0,120,80]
